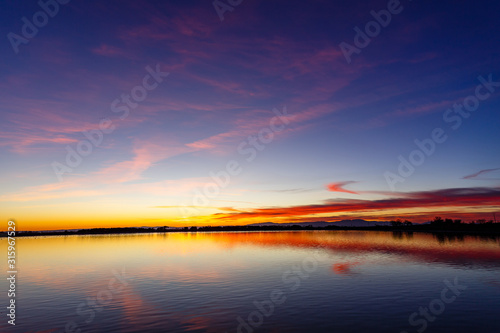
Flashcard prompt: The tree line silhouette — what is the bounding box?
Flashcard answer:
[1,216,499,238]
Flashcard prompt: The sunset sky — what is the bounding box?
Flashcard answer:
[1,0,499,231]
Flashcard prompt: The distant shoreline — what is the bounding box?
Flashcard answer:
[2,224,500,238]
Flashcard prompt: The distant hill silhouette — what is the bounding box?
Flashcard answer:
[247,219,392,227]
[2,217,499,238]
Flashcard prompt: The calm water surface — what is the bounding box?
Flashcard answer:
[1,230,500,333]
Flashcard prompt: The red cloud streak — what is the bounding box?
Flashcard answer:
[216,187,500,220]
[326,181,358,194]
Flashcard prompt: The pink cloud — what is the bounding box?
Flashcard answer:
[95,138,195,184]
[0,99,104,153]
[92,44,132,58]
[326,181,359,194]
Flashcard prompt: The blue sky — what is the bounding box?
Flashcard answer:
[1,0,499,230]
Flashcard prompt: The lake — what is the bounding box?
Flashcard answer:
[1,230,500,333]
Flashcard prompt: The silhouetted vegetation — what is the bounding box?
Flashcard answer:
[390,219,413,227]
[1,216,499,238]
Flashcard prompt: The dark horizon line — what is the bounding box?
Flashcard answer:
[3,216,499,234]
[2,220,500,238]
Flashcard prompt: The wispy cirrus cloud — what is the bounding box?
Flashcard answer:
[463,168,500,180]
[95,139,194,184]
[91,44,135,59]
[0,136,199,202]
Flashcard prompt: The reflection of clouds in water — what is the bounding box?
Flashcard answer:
[134,265,226,284]
[332,261,362,276]
[487,280,500,289]
[119,283,231,333]
[206,231,500,270]
[476,278,500,291]
[119,286,162,329]
[16,266,108,292]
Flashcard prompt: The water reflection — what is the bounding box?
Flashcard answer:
[392,230,414,240]
[332,261,362,276]
[1,230,499,333]
[201,231,500,269]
